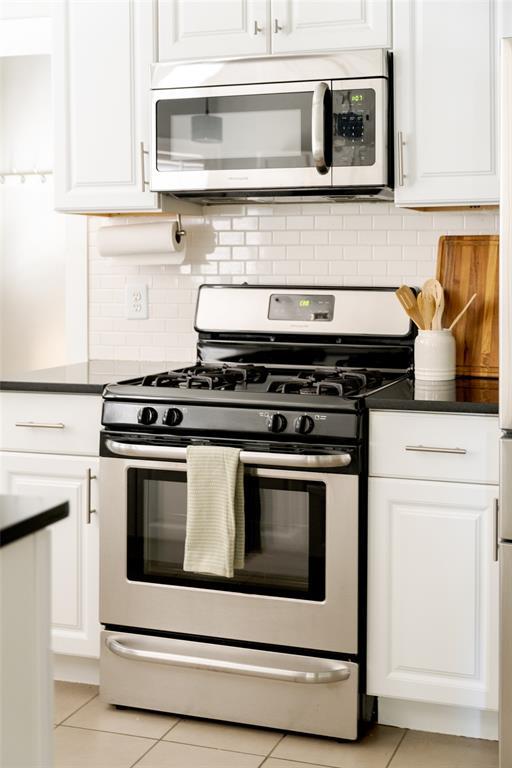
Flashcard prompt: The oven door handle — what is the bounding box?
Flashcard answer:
[105,635,351,684]
[104,439,351,469]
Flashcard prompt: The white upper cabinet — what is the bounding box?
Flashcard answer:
[394,0,500,206]
[271,0,391,53]
[54,0,162,213]
[158,0,268,60]
[157,0,391,61]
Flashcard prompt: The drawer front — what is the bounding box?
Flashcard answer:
[101,630,358,739]
[0,392,101,455]
[369,410,499,484]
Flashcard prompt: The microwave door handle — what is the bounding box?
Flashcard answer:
[312,81,330,175]
[104,439,351,469]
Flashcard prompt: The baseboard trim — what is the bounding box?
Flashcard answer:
[378,697,498,741]
[53,654,99,686]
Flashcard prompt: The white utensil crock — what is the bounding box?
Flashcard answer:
[414,329,456,381]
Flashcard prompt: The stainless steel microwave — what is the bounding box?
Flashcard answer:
[150,50,392,202]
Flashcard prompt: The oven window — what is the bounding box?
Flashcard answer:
[155,92,314,172]
[127,469,326,600]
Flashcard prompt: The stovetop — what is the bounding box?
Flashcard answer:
[101,285,415,442]
[135,363,398,399]
[102,363,409,443]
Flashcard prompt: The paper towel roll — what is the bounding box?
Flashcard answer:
[97,221,186,265]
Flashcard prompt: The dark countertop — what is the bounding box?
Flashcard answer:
[0,360,191,395]
[0,363,499,415]
[0,495,69,548]
[367,376,499,415]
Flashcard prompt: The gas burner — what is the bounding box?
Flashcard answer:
[267,369,382,398]
[141,364,269,391]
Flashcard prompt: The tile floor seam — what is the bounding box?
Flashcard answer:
[384,728,409,768]
[58,723,156,742]
[260,733,287,765]
[161,735,278,758]
[57,691,99,726]
[126,737,161,768]
[261,754,350,768]
[159,717,182,740]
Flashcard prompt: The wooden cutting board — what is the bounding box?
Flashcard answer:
[436,235,499,378]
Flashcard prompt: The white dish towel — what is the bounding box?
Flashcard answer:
[183,445,245,578]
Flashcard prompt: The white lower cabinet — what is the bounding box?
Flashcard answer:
[0,452,100,657]
[367,476,499,710]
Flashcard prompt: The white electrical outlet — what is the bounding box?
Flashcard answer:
[125,282,148,319]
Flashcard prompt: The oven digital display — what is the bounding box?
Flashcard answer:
[268,294,335,322]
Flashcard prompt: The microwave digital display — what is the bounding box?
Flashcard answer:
[332,88,376,167]
[268,294,335,322]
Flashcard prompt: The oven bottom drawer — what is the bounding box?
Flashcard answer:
[100,630,359,739]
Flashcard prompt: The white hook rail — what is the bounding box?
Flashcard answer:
[0,169,53,184]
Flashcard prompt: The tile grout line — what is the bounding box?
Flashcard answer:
[126,715,184,768]
[56,689,99,727]
[385,728,409,768]
[259,733,288,766]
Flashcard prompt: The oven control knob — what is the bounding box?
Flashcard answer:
[163,408,183,427]
[267,413,287,433]
[137,406,158,426]
[295,414,315,435]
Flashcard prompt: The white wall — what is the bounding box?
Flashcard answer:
[88,204,498,364]
[0,54,68,375]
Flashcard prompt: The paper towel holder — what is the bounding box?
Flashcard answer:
[175,214,186,243]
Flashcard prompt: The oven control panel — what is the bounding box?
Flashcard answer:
[102,401,360,441]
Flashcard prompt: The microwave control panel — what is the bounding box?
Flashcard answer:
[332,88,376,167]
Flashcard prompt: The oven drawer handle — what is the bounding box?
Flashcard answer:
[105,439,351,469]
[105,635,350,684]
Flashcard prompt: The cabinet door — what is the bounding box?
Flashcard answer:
[394,0,499,206]
[367,477,499,709]
[54,0,160,212]
[0,452,100,658]
[157,0,268,61]
[271,0,391,53]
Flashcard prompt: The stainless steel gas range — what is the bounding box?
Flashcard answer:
[99,285,415,740]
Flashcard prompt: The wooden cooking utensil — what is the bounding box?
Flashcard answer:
[422,278,445,330]
[449,292,477,331]
[417,290,436,330]
[395,286,425,330]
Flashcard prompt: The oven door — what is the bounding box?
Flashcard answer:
[150,80,333,192]
[100,440,358,654]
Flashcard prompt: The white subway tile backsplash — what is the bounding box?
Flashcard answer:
[232,246,258,260]
[259,245,286,260]
[88,202,498,360]
[302,261,328,275]
[372,245,402,261]
[232,216,259,231]
[219,231,245,245]
[343,245,373,261]
[259,216,286,230]
[287,215,314,229]
[246,231,272,245]
[358,231,387,245]
[272,230,301,245]
[302,230,329,244]
[329,230,358,245]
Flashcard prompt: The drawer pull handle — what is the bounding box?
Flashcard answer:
[405,445,467,455]
[105,635,350,684]
[15,421,65,429]
[85,467,97,524]
[494,497,499,562]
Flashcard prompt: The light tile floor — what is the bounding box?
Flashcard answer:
[54,682,499,768]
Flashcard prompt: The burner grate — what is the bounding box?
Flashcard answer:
[267,368,380,398]
[141,364,269,391]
